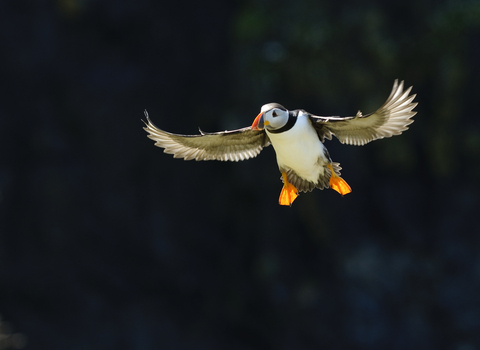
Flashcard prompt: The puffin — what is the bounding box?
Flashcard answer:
[143,80,417,206]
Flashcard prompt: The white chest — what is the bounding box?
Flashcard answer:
[266,115,328,182]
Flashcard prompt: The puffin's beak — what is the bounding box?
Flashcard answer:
[251,112,264,130]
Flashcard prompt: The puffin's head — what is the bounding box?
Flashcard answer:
[251,103,288,131]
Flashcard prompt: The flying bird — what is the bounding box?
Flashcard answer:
[143,80,417,206]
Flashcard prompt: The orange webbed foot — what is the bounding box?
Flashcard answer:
[279,172,299,206]
[327,164,352,196]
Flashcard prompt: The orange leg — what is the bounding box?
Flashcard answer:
[279,172,299,206]
[327,164,352,195]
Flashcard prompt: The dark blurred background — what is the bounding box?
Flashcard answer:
[1,0,480,349]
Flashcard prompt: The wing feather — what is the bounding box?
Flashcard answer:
[143,111,270,161]
[310,80,417,145]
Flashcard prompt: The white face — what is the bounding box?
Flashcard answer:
[262,107,289,131]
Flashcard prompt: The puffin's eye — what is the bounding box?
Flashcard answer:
[272,111,278,117]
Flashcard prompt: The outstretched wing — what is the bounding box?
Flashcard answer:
[310,80,417,145]
[143,111,270,161]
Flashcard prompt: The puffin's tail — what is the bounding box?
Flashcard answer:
[282,162,349,193]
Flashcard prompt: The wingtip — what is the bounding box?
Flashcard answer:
[141,109,149,126]
[142,110,160,129]
[144,109,150,121]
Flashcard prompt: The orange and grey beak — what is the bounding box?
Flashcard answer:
[251,112,265,130]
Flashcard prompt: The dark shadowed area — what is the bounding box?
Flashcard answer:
[1,0,480,349]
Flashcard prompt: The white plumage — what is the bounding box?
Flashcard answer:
[267,112,328,183]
